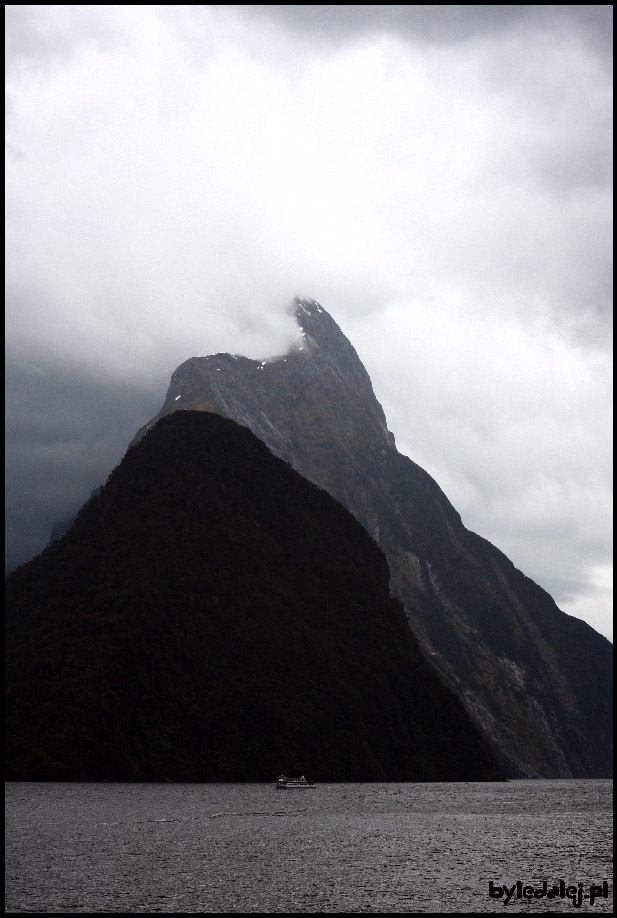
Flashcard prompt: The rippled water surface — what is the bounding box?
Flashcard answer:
[5,780,612,912]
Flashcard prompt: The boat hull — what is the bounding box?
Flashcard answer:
[275,782,316,788]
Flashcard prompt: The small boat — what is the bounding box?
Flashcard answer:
[274,774,315,788]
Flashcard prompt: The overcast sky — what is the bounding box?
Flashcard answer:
[6,5,613,640]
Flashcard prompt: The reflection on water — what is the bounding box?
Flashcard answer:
[5,780,613,912]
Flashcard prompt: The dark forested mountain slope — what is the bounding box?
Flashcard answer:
[6,411,502,782]
[127,298,612,778]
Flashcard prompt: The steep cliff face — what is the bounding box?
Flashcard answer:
[131,297,612,778]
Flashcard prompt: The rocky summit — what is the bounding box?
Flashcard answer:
[130,297,612,778]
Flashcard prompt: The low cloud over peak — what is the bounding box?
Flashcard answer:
[5,5,612,640]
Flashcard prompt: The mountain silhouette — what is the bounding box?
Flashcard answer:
[6,410,503,782]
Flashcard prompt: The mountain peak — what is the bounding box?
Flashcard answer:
[292,294,325,318]
[56,295,611,779]
[288,295,366,365]
[130,297,396,460]
[288,295,324,355]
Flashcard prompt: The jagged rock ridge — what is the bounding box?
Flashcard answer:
[131,297,613,778]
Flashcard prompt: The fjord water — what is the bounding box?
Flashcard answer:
[5,781,612,913]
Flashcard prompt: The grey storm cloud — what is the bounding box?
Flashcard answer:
[240,5,613,49]
[5,5,613,640]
